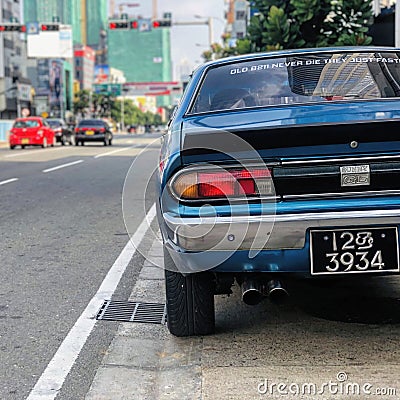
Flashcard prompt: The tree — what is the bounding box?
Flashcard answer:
[324,0,373,46]
[110,98,162,127]
[202,0,373,60]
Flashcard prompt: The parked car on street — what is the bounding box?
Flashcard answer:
[9,117,55,149]
[74,119,113,146]
[47,118,75,145]
[157,47,400,336]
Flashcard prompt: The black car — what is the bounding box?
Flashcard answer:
[74,119,113,146]
[47,118,75,145]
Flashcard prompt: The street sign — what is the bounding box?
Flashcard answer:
[93,83,121,96]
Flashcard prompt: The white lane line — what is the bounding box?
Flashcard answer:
[42,160,84,173]
[27,203,157,400]
[94,145,138,159]
[0,178,18,186]
[4,147,64,158]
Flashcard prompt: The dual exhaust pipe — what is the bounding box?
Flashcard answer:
[241,278,288,305]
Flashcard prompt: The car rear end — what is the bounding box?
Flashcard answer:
[160,49,400,280]
[9,118,45,148]
[47,119,64,143]
[75,119,109,144]
[158,48,400,336]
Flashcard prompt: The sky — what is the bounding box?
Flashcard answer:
[112,0,226,80]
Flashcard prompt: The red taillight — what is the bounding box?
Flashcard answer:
[74,127,80,132]
[172,167,272,200]
[99,128,105,132]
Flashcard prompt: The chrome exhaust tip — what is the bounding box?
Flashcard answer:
[241,280,265,305]
[267,280,289,304]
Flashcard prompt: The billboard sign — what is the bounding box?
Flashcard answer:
[93,83,121,96]
[49,59,64,111]
[27,25,73,58]
[94,65,110,84]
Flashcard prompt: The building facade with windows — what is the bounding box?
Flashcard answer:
[0,0,32,120]
[108,28,172,82]
[74,44,95,90]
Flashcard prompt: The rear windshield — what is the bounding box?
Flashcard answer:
[189,52,400,114]
[13,120,40,128]
[47,120,62,127]
[78,120,105,127]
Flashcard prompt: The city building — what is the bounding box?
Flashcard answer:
[0,0,32,120]
[108,26,172,106]
[23,0,108,48]
[74,44,96,90]
[225,0,249,46]
[108,27,172,83]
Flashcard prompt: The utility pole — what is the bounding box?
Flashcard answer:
[396,1,400,47]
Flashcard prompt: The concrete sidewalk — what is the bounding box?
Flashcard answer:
[86,238,400,400]
[85,238,203,400]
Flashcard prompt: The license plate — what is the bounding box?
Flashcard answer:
[310,227,399,275]
[86,130,94,135]
[21,138,29,144]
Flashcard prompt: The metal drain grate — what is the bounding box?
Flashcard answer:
[96,300,167,324]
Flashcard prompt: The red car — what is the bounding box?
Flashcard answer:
[9,117,56,149]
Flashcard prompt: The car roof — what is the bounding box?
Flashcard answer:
[195,46,400,72]
[79,119,104,122]
[16,116,42,121]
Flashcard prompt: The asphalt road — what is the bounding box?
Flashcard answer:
[2,134,400,400]
[0,134,160,400]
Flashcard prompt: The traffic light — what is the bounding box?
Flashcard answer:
[130,20,138,29]
[40,23,59,31]
[152,19,172,28]
[0,23,25,32]
[108,20,129,30]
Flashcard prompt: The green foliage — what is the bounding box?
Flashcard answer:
[111,99,161,126]
[202,0,374,60]
[73,90,161,126]
[325,0,373,45]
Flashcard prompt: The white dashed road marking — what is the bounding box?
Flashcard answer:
[42,160,84,173]
[94,145,138,159]
[0,178,18,186]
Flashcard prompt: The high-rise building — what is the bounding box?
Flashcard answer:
[86,0,108,47]
[23,0,108,48]
[108,28,172,82]
[74,45,96,90]
[108,27,172,106]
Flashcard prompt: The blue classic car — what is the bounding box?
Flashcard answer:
[157,47,400,336]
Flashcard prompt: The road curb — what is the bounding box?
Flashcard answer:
[85,238,203,400]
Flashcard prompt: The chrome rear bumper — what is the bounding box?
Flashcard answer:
[163,209,400,251]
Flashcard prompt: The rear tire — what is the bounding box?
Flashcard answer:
[164,247,215,337]
[10,145,15,150]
